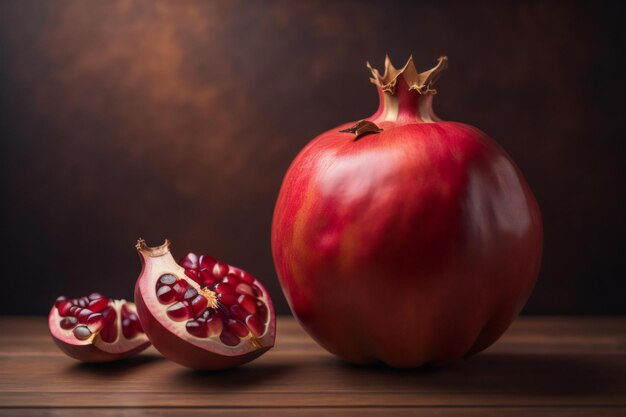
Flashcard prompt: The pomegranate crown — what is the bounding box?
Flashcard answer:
[367,55,448,96]
[135,238,171,257]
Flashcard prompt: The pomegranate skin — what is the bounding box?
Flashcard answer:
[50,336,149,363]
[134,284,272,370]
[271,56,543,367]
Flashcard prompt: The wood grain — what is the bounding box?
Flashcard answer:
[0,316,624,416]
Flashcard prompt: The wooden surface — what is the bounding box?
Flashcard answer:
[0,316,625,416]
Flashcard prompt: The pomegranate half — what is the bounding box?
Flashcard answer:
[49,293,150,362]
[134,239,275,369]
[272,56,543,367]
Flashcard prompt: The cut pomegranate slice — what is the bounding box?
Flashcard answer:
[48,293,150,362]
[134,239,276,369]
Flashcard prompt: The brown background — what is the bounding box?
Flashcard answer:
[1,0,624,315]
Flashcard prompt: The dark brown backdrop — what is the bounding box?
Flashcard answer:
[1,0,624,315]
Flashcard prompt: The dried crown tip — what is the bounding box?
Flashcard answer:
[367,55,448,95]
[135,238,171,257]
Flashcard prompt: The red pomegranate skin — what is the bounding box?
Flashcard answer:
[134,288,272,369]
[271,57,543,367]
[51,338,149,363]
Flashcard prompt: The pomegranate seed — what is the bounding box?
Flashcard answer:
[213,262,229,279]
[218,293,238,306]
[246,314,264,337]
[206,315,223,336]
[100,308,118,343]
[57,300,72,317]
[184,287,198,301]
[186,320,207,338]
[199,268,217,286]
[73,325,92,340]
[60,316,77,330]
[220,330,240,346]
[131,314,143,333]
[99,326,114,342]
[179,253,199,270]
[217,302,230,318]
[199,255,217,270]
[167,302,191,321]
[122,318,137,339]
[158,274,177,287]
[172,280,190,300]
[157,285,176,304]
[69,306,81,316]
[87,312,102,322]
[228,268,243,277]
[190,295,208,317]
[184,268,201,284]
[78,297,90,308]
[87,313,104,332]
[77,309,93,324]
[228,319,249,338]
[88,297,108,312]
[88,292,104,301]
[256,302,268,321]
[102,307,115,323]
[239,272,255,284]
[229,305,248,321]
[235,283,255,297]
[214,283,234,294]
[121,317,132,337]
[55,296,67,307]
[238,295,257,314]
[222,274,241,287]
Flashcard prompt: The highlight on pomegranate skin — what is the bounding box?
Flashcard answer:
[134,239,276,370]
[48,293,150,362]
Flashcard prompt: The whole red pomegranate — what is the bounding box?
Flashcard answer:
[271,56,542,367]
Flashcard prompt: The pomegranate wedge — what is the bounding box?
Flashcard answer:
[49,293,150,362]
[134,239,276,370]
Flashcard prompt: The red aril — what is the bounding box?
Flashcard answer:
[272,56,543,367]
[48,293,150,362]
[134,239,276,369]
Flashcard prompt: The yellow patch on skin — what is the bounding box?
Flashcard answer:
[336,222,360,275]
[282,199,319,315]
[289,181,320,287]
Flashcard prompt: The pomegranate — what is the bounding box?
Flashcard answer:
[272,56,543,367]
[48,293,150,362]
[134,239,275,369]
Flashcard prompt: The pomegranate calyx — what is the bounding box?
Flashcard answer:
[367,55,448,95]
[136,238,171,257]
[339,120,383,140]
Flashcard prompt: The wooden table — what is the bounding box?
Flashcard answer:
[0,316,624,416]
